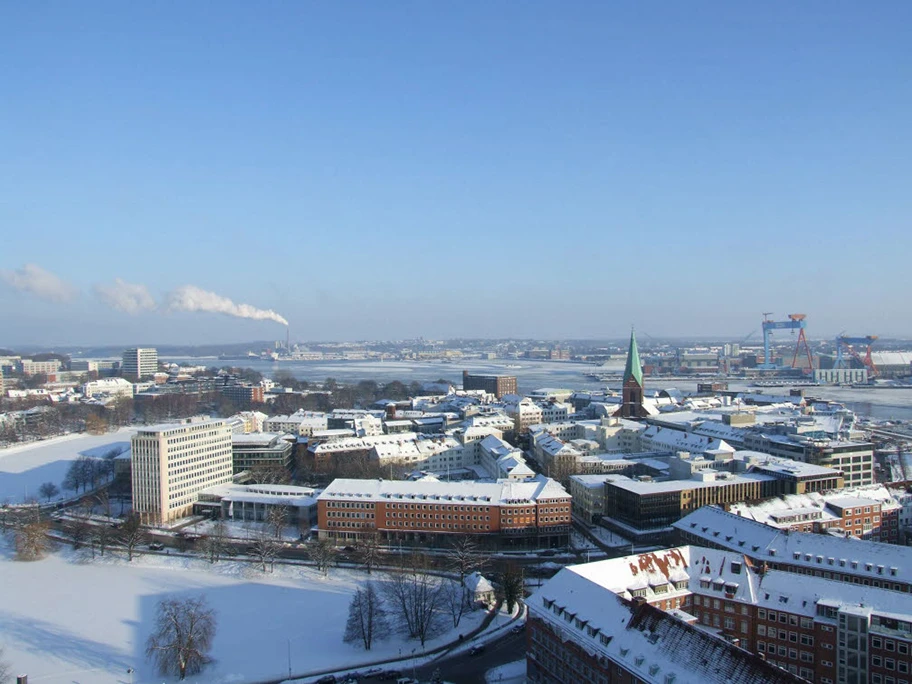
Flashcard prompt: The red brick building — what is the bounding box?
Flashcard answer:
[317,475,571,549]
[536,546,912,683]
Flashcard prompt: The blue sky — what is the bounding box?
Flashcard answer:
[1,2,910,346]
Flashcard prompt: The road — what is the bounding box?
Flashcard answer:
[375,627,526,684]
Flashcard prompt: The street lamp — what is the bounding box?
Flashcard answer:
[126,667,134,684]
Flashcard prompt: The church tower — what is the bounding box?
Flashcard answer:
[613,328,648,419]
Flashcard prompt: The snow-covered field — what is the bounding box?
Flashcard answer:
[0,542,490,684]
[0,429,133,504]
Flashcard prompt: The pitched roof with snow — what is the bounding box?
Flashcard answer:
[529,569,799,684]
[674,506,912,582]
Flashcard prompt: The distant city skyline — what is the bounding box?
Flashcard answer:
[2,3,910,345]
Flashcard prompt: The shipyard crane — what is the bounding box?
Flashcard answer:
[760,312,814,371]
[834,335,879,377]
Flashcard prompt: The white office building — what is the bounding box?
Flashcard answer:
[122,347,158,379]
[131,419,233,524]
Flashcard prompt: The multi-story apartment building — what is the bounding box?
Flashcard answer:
[743,433,874,487]
[527,558,802,684]
[728,485,901,542]
[675,505,912,593]
[462,371,517,399]
[131,419,233,524]
[219,383,264,408]
[18,358,62,376]
[122,347,158,380]
[317,474,571,549]
[263,410,328,436]
[231,432,293,475]
[552,545,912,683]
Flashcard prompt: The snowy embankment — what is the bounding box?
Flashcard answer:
[0,428,133,504]
[0,543,492,684]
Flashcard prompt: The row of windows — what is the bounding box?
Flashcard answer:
[872,637,911,654]
[756,642,814,663]
[872,655,910,673]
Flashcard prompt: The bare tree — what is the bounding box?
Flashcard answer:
[500,562,525,614]
[441,578,470,629]
[146,595,217,681]
[249,526,280,572]
[353,530,383,575]
[266,504,288,539]
[248,462,291,485]
[308,537,338,577]
[14,520,49,561]
[201,519,228,563]
[93,522,114,557]
[448,535,487,581]
[119,513,148,561]
[383,553,444,647]
[343,582,389,650]
[71,514,92,550]
[39,481,60,502]
[95,488,112,518]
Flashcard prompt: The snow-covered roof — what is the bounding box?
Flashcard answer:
[231,432,285,447]
[674,506,912,581]
[464,571,494,594]
[318,474,569,505]
[201,483,319,507]
[530,570,796,684]
[604,472,773,496]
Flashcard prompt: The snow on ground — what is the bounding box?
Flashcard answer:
[588,524,632,548]
[486,659,526,683]
[0,428,134,504]
[0,541,490,684]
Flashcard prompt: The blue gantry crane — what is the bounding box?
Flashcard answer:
[760,313,813,370]
[834,335,879,377]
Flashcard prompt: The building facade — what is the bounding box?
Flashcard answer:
[122,347,158,380]
[131,419,233,524]
[462,371,517,399]
[317,475,571,549]
[549,545,912,684]
[231,432,293,475]
[527,558,802,684]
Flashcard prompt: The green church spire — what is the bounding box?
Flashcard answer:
[623,328,644,387]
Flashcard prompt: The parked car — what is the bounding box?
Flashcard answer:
[469,645,486,656]
[511,623,525,634]
[378,670,402,680]
[315,675,336,684]
[148,542,164,551]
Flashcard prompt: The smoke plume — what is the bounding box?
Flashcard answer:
[166,285,288,326]
[0,263,78,302]
[93,278,157,314]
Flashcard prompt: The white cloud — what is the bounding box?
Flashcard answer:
[93,278,157,314]
[0,263,78,302]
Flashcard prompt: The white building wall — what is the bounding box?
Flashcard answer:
[131,419,233,524]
